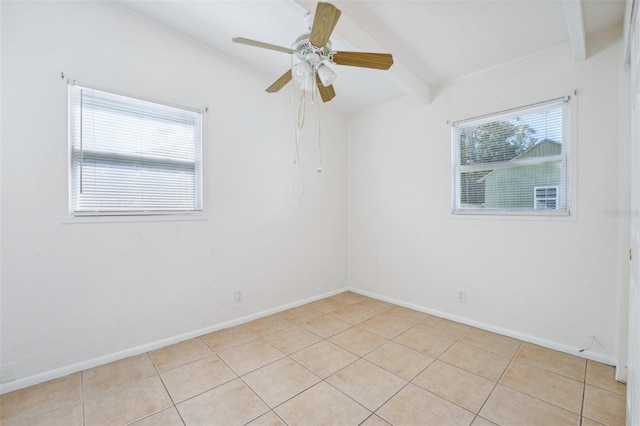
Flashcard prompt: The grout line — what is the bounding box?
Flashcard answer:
[580,359,588,424]
[81,371,86,426]
[467,338,524,421]
[145,350,185,426]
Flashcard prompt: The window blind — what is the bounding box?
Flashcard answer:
[452,98,569,214]
[69,85,203,216]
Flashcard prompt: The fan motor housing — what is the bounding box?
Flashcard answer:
[293,33,333,62]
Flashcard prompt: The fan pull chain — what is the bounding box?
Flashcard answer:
[316,89,323,173]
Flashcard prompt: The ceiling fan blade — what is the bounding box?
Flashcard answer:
[309,2,341,48]
[331,51,394,70]
[315,74,336,102]
[232,37,295,54]
[266,69,293,93]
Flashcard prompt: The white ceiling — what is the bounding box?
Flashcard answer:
[112,0,625,115]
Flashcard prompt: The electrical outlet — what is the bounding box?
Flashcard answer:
[234,290,244,303]
[457,290,467,303]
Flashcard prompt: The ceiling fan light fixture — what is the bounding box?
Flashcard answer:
[232,2,394,102]
[292,60,312,83]
[317,63,337,87]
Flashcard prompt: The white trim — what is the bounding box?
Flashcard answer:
[347,287,618,366]
[0,287,347,395]
[1,285,619,395]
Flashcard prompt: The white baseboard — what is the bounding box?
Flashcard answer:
[2,285,620,395]
[348,287,619,367]
[0,287,348,395]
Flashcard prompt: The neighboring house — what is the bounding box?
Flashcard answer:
[479,139,563,210]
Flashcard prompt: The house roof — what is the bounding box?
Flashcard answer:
[477,139,561,183]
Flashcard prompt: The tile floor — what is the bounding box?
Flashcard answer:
[0,292,627,426]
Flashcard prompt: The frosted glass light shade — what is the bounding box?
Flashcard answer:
[317,64,337,87]
[293,60,312,83]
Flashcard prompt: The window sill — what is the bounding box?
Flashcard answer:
[451,209,574,221]
[62,211,207,225]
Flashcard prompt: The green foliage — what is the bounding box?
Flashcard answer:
[458,120,537,206]
[460,120,537,165]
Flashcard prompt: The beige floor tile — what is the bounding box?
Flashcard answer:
[84,375,172,426]
[244,314,294,337]
[275,381,371,426]
[217,339,284,376]
[2,402,83,426]
[586,360,627,395]
[291,340,358,378]
[263,326,322,354]
[440,341,511,381]
[8,294,622,426]
[329,327,388,356]
[278,305,323,324]
[581,417,605,426]
[330,304,375,324]
[160,355,237,403]
[471,416,498,426]
[0,373,82,422]
[355,298,394,314]
[500,361,584,413]
[330,291,369,305]
[460,328,521,358]
[83,353,157,398]
[384,306,430,325]
[417,316,471,340]
[177,378,269,426]
[413,360,494,413]
[301,314,351,338]
[514,342,586,382]
[243,357,320,407]
[201,325,257,353]
[130,407,184,426]
[365,341,435,380]
[479,384,580,426]
[377,383,475,426]
[361,414,392,425]
[149,338,213,372]
[306,298,344,313]
[246,411,287,426]
[358,313,414,339]
[583,384,627,426]
[393,326,456,357]
[327,359,407,411]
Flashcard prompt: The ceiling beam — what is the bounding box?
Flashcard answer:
[290,0,431,104]
[563,0,587,62]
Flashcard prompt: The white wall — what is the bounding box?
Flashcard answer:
[0,1,348,390]
[349,26,626,364]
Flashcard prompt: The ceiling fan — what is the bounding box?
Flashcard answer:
[232,2,393,103]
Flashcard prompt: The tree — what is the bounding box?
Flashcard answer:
[460,120,537,165]
[458,120,537,206]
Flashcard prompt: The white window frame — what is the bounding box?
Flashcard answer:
[451,97,571,216]
[68,84,204,217]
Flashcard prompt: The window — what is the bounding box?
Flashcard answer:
[452,97,569,215]
[69,84,203,216]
